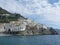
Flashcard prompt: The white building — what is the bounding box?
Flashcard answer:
[0,23,5,32]
[26,18,37,27]
[0,14,10,16]
[4,21,26,32]
[36,24,48,30]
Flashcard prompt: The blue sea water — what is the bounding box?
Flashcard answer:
[0,35,60,45]
[0,29,60,45]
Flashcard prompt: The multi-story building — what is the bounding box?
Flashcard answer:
[4,21,27,32]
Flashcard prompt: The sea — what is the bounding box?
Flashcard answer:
[0,29,60,45]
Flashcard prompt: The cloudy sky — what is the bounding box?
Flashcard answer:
[0,0,60,29]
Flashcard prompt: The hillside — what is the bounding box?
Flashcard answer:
[0,7,25,23]
[0,7,58,35]
[0,7,11,14]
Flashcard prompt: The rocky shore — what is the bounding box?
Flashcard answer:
[3,27,58,36]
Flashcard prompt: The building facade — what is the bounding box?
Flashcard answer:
[4,22,26,32]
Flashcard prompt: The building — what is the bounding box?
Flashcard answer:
[0,14,10,16]
[26,18,37,27]
[0,23,5,32]
[4,21,27,32]
[36,24,48,30]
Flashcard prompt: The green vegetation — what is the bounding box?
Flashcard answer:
[0,14,21,23]
[0,7,11,14]
[0,7,25,23]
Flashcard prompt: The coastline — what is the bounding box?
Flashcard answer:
[0,29,58,36]
[0,7,58,36]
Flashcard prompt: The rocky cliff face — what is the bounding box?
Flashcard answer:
[0,7,58,35]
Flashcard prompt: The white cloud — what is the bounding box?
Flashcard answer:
[0,0,60,28]
[0,0,52,15]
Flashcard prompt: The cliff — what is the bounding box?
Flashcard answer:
[0,7,58,35]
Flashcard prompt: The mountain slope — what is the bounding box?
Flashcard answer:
[0,7,11,14]
[0,7,25,23]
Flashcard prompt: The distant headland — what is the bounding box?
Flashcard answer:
[0,7,58,36]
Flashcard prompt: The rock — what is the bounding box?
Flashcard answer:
[49,27,58,35]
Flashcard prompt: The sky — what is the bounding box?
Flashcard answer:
[0,0,60,29]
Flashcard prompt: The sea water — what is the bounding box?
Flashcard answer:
[0,30,60,45]
[0,35,60,45]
